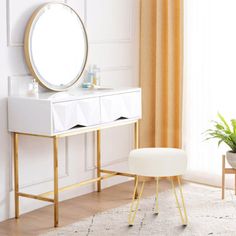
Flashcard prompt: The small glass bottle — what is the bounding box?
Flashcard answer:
[96,67,101,86]
[92,64,101,86]
[28,79,39,97]
[88,65,94,84]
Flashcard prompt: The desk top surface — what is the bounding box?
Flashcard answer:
[9,87,141,103]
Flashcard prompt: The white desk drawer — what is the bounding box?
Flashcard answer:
[100,92,141,123]
[53,98,100,132]
[8,88,141,135]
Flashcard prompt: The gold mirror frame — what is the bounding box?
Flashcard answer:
[24,3,88,92]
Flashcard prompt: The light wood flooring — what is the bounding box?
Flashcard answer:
[0,179,173,236]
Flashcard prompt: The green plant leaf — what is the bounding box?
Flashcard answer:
[230,133,236,145]
[231,119,236,134]
[217,113,231,132]
[203,113,236,152]
[215,123,224,130]
[218,139,223,147]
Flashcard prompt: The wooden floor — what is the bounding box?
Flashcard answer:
[0,179,172,236]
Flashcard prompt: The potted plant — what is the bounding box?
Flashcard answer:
[205,113,236,168]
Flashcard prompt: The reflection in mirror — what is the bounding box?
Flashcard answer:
[24,3,88,91]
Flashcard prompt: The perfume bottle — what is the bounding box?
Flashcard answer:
[92,64,101,86]
[28,79,39,97]
[82,64,101,89]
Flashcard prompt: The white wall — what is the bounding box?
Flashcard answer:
[0,0,140,222]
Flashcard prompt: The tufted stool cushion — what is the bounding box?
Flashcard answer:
[129,148,187,177]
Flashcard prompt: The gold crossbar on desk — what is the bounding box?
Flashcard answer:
[16,119,138,138]
[17,192,54,203]
[100,169,136,178]
[16,173,116,201]
[12,120,139,227]
[40,173,117,197]
[15,132,53,138]
[56,119,138,138]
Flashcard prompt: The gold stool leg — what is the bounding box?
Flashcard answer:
[171,176,188,226]
[128,176,145,226]
[134,176,138,199]
[155,177,159,214]
[177,176,188,225]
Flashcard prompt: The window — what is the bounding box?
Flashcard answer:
[183,0,236,188]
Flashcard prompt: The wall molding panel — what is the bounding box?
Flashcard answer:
[6,0,67,47]
[84,133,132,172]
[8,134,70,191]
[18,138,70,190]
[101,66,132,72]
[86,0,134,44]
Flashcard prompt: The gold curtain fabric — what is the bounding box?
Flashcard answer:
[139,0,183,148]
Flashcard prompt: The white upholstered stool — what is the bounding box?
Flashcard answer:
[128,148,188,226]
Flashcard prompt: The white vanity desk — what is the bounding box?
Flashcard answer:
[8,87,142,227]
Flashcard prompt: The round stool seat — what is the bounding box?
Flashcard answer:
[129,148,187,177]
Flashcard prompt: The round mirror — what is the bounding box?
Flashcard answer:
[24,3,88,91]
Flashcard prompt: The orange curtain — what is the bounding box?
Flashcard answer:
[139,0,183,148]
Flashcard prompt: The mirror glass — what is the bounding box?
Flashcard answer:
[24,3,88,91]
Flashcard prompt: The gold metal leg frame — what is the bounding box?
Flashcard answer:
[12,120,139,227]
[128,176,145,226]
[134,121,139,199]
[13,133,58,225]
[53,137,59,227]
[97,130,101,192]
[171,176,188,226]
[13,133,19,219]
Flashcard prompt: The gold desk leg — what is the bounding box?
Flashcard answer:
[97,130,101,192]
[13,133,19,219]
[53,137,59,227]
[134,121,139,199]
[222,155,225,200]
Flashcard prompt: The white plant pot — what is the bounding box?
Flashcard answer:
[226,151,236,169]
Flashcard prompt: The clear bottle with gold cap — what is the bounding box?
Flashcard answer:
[92,64,101,86]
[28,79,39,97]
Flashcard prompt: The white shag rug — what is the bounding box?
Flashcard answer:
[41,183,236,236]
